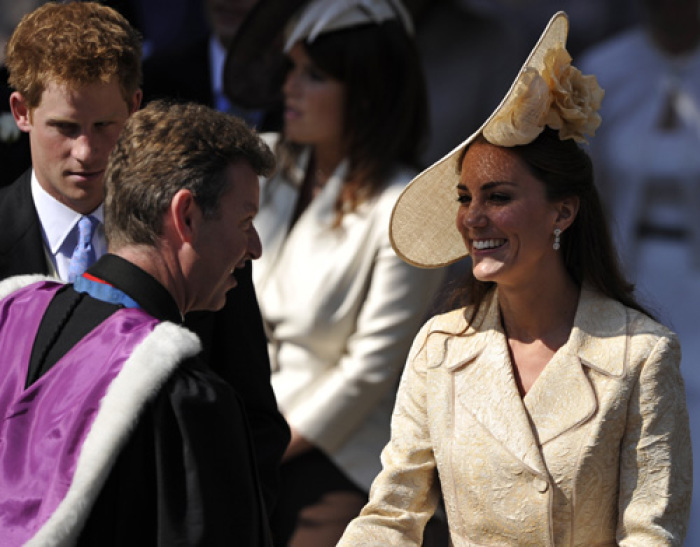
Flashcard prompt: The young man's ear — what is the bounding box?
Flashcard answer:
[128,89,143,115]
[9,92,32,133]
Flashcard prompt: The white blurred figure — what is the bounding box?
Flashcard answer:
[580,2,700,544]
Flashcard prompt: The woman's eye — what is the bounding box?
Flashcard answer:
[456,194,471,204]
[489,193,511,203]
[305,67,326,82]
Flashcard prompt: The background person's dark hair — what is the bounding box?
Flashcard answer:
[276,20,429,223]
[451,127,654,324]
[104,100,275,249]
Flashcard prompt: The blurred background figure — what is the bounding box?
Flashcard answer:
[460,0,640,57]
[410,0,522,166]
[579,1,700,543]
[105,0,208,59]
[228,0,445,544]
[411,0,638,168]
[0,0,47,61]
[0,0,43,188]
[141,0,283,129]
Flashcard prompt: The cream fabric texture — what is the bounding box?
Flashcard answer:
[253,134,444,490]
[338,286,692,545]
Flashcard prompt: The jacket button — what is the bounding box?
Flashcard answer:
[534,478,549,493]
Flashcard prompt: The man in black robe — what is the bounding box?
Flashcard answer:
[0,1,290,520]
[0,100,277,545]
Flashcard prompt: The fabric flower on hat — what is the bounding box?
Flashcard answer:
[483,68,550,147]
[483,44,604,147]
[542,46,604,143]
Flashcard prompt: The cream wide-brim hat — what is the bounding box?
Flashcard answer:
[390,11,570,269]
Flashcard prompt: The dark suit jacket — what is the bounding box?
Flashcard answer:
[142,37,283,132]
[0,170,47,276]
[0,171,290,514]
[142,37,214,106]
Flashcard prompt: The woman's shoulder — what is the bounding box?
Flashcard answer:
[577,287,680,377]
[412,307,472,348]
[581,286,676,342]
[426,307,469,331]
[260,132,281,149]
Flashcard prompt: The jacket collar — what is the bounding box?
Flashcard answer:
[440,286,629,475]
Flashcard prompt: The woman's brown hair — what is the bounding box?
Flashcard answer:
[276,20,428,224]
[450,127,654,325]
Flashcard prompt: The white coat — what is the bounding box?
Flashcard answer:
[253,137,445,490]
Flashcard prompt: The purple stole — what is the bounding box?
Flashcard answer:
[0,281,161,545]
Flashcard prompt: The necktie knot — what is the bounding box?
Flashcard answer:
[68,216,98,283]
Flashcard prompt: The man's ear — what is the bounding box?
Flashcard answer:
[555,196,580,232]
[168,189,201,245]
[9,92,32,133]
[128,89,143,114]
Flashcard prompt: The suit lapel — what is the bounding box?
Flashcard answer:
[0,170,49,279]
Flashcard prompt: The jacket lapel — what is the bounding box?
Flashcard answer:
[445,292,548,475]
[522,348,597,446]
[0,170,50,278]
[444,287,629,472]
[524,287,628,444]
[254,148,349,292]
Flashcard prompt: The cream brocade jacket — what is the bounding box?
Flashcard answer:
[338,286,692,546]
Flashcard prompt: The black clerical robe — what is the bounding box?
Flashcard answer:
[12,255,271,546]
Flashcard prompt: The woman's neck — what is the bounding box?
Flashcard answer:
[497,272,580,350]
[312,143,345,187]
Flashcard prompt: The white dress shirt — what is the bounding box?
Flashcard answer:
[30,170,106,281]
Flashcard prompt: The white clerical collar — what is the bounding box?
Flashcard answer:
[30,170,105,254]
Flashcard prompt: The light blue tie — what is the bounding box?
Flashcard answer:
[67,216,98,283]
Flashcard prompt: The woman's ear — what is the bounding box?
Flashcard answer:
[555,196,580,232]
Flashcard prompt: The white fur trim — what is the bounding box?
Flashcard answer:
[0,274,59,300]
[25,321,201,546]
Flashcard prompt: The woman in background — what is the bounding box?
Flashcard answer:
[249,0,444,545]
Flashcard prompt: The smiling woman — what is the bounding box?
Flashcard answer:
[338,11,692,546]
[455,140,577,291]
